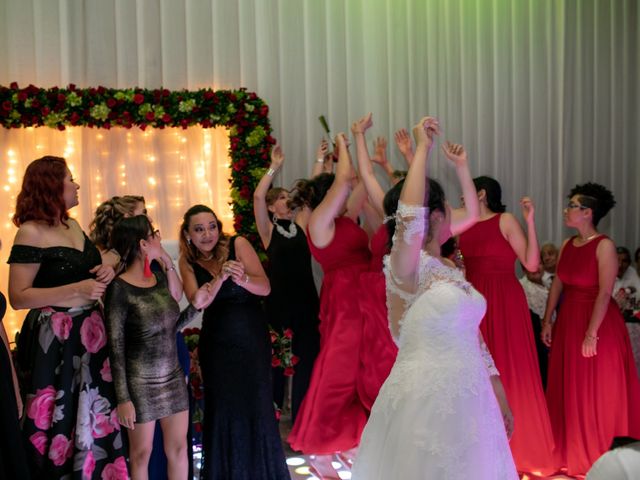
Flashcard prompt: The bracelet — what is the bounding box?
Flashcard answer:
[266,167,276,176]
[166,263,176,272]
[316,157,324,163]
[244,274,249,284]
[585,333,599,341]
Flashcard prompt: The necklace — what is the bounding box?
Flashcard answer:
[274,219,297,239]
[200,253,214,261]
[578,232,599,243]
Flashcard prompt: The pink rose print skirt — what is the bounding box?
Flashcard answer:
[19,304,128,479]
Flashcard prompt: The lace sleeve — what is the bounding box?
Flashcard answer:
[479,333,499,376]
[384,202,429,343]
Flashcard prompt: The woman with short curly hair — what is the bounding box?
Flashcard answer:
[542,182,640,475]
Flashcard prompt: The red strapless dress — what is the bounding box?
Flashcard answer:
[546,236,640,475]
[459,214,559,474]
[357,225,398,412]
[288,217,371,454]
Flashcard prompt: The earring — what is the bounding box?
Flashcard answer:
[187,238,191,245]
[143,255,153,278]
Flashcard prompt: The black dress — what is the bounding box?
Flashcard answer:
[266,219,320,422]
[194,237,290,480]
[0,291,31,479]
[8,235,127,479]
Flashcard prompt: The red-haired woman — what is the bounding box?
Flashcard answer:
[8,156,126,479]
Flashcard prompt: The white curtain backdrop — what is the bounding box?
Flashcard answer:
[0,0,638,335]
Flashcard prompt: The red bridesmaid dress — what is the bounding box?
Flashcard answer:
[459,214,559,474]
[288,217,371,454]
[357,225,398,412]
[546,235,640,475]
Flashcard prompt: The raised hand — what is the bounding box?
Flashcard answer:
[192,281,215,309]
[520,196,535,224]
[351,112,373,135]
[394,128,413,159]
[441,141,468,168]
[271,143,285,169]
[412,116,440,149]
[334,132,350,152]
[371,136,388,165]
[316,138,329,161]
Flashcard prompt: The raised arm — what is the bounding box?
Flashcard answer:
[308,133,353,248]
[442,142,480,236]
[311,138,330,177]
[254,143,285,249]
[499,198,540,272]
[157,249,183,303]
[394,128,414,166]
[390,117,439,281]
[352,113,386,217]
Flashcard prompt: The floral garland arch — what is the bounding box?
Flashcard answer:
[0,82,274,252]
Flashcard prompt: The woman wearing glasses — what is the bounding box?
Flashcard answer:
[104,216,211,479]
[541,183,640,476]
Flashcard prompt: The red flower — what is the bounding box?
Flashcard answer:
[203,90,215,100]
[283,328,293,339]
[145,111,155,121]
[283,367,295,377]
[259,105,269,117]
[18,91,28,101]
[133,93,144,104]
[271,357,281,367]
[275,409,281,421]
[239,186,251,200]
[270,331,278,343]
[41,107,50,116]
[57,93,66,102]
[106,98,116,108]
[9,81,18,89]
[162,113,171,123]
[1,101,11,111]
[290,355,300,366]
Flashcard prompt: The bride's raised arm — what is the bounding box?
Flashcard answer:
[389,117,440,283]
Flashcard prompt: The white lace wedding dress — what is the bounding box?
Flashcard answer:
[351,203,517,479]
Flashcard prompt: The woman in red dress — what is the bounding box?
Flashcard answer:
[287,133,371,457]
[458,176,559,475]
[542,183,640,476]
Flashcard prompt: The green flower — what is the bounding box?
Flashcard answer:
[44,112,66,128]
[67,91,82,107]
[90,103,110,121]
[226,104,236,114]
[178,99,196,113]
[153,105,165,117]
[139,103,153,115]
[24,98,33,108]
[246,126,266,147]
[244,103,255,112]
[114,90,134,102]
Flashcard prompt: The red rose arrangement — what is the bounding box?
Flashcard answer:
[270,327,299,377]
[0,82,274,257]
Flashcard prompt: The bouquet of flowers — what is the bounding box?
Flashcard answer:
[269,327,299,377]
[182,328,204,438]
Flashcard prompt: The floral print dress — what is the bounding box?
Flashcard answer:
[9,235,127,480]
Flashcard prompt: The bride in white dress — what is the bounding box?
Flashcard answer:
[352,117,518,479]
